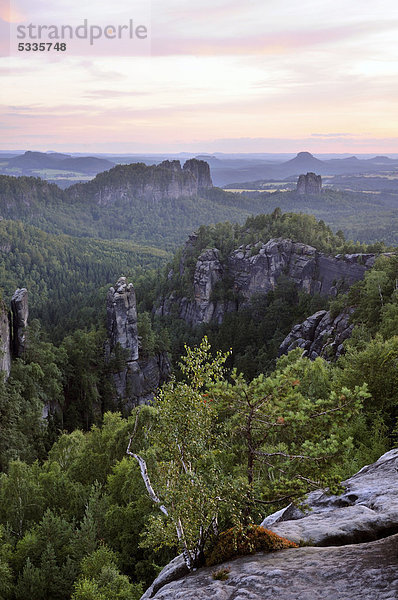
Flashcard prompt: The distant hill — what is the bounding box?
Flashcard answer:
[4,151,115,176]
[280,151,327,174]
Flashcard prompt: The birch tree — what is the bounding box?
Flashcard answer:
[127,338,232,570]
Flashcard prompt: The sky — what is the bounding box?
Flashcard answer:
[1,0,398,154]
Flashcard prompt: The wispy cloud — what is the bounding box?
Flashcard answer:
[151,19,397,56]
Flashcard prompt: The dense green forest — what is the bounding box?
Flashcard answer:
[1,166,398,598]
[2,170,398,249]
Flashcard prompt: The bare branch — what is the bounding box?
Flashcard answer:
[310,399,354,419]
[255,450,325,461]
[127,440,169,517]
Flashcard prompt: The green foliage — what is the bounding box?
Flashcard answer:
[211,566,231,580]
[212,348,369,515]
[136,338,232,568]
[336,335,398,419]
[0,526,13,600]
[206,525,297,567]
[72,546,142,600]
[0,219,168,342]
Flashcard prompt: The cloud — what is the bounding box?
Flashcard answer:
[83,89,149,99]
[151,21,396,57]
[311,133,356,138]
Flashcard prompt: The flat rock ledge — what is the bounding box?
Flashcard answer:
[262,448,398,546]
[143,535,398,600]
[141,449,398,599]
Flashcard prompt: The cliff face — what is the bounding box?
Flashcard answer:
[296,172,322,195]
[106,277,170,407]
[11,288,28,358]
[106,278,139,363]
[0,288,29,379]
[70,159,213,206]
[279,308,355,361]
[0,299,11,377]
[183,159,213,189]
[157,237,376,326]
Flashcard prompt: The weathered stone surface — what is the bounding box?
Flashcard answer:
[106,277,171,406]
[143,535,398,600]
[141,555,189,600]
[107,277,139,362]
[279,308,355,360]
[157,238,377,326]
[0,298,11,377]
[262,449,398,546]
[297,172,322,195]
[183,159,213,189]
[11,288,28,357]
[70,159,212,206]
[142,451,398,599]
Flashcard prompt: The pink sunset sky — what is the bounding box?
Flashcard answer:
[1,0,398,153]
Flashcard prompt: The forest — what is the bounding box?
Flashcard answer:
[0,197,398,600]
[0,170,398,599]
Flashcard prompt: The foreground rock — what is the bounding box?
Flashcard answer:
[143,535,398,599]
[262,449,398,546]
[279,308,354,360]
[142,449,398,599]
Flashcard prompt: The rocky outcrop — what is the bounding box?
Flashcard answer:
[141,536,398,600]
[262,448,398,545]
[142,450,398,600]
[297,172,322,195]
[0,298,11,377]
[106,277,170,407]
[183,159,213,189]
[157,238,377,326]
[69,159,213,206]
[0,287,29,378]
[279,308,355,360]
[11,288,28,358]
[107,278,139,363]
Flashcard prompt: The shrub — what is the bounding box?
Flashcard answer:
[212,567,231,580]
[206,525,297,567]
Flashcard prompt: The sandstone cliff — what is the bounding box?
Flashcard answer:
[156,237,376,326]
[69,159,212,206]
[106,277,170,407]
[141,450,398,600]
[0,287,29,378]
[296,172,322,195]
[0,298,11,377]
[279,308,354,360]
[11,288,28,358]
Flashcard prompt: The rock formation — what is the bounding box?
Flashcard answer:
[107,278,139,363]
[141,450,398,600]
[296,172,322,195]
[0,298,11,377]
[157,238,377,326]
[183,159,213,189]
[0,287,29,379]
[69,159,213,206]
[11,288,28,358]
[106,277,170,407]
[279,308,354,360]
[141,536,398,599]
[262,448,398,545]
